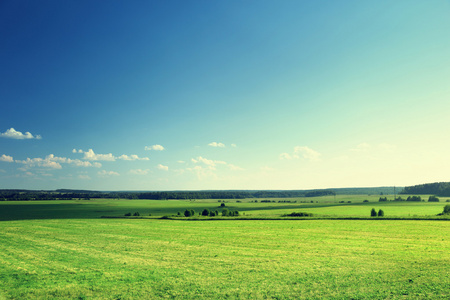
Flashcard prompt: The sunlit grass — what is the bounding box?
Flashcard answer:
[0,219,448,299]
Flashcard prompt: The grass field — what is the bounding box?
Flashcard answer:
[0,197,449,299]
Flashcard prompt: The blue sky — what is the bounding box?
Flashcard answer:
[1,1,450,191]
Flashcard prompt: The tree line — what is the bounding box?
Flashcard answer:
[0,189,335,201]
[401,182,450,196]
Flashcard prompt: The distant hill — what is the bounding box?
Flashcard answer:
[401,182,450,196]
[1,186,401,201]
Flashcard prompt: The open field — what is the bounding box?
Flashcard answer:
[0,198,449,299]
[0,195,449,221]
[0,218,449,299]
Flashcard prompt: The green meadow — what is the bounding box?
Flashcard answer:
[0,197,449,299]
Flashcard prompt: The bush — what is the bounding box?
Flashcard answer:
[184,209,192,217]
[378,209,384,217]
[370,208,377,217]
[428,195,440,202]
[202,209,210,216]
[222,209,229,216]
[285,212,314,217]
[133,212,140,216]
[209,211,216,217]
[124,212,131,216]
[363,200,369,202]
[443,204,450,214]
[220,203,225,207]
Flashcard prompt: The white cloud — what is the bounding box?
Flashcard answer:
[67,159,102,168]
[16,155,64,169]
[0,128,42,140]
[145,144,165,151]
[83,149,116,161]
[228,164,244,171]
[231,144,237,147]
[193,156,226,170]
[0,154,14,163]
[280,146,321,162]
[157,164,169,171]
[78,175,91,180]
[177,160,185,164]
[98,170,119,176]
[118,154,149,161]
[208,142,225,148]
[294,146,321,162]
[279,153,292,160]
[129,169,150,175]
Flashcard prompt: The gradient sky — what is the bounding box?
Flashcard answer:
[1,1,450,191]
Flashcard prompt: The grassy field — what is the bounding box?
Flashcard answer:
[0,197,449,299]
[0,195,448,221]
[0,218,448,299]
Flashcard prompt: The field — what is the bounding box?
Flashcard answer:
[0,197,449,299]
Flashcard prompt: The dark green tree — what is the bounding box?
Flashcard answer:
[443,204,450,214]
[428,195,439,202]
[222,209,229,216]
[378,209,384,217]
[202,209,210,216]
[370,208,377,217]
[184,209,192,217]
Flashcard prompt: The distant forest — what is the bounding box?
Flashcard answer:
[0,189,336,201]
[401,182,450,196]
[0,186,402,201]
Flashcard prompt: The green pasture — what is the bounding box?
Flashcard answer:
[0,219,448,299]
[0,195,448,221]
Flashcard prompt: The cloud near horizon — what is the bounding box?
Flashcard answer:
[280,146,321,162]
[157,164,169,171]
[145,144,165,151]
[1,128,42,140]
[208,142,225,148]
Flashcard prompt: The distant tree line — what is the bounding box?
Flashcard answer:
[401,182,450,196]
[0,189,335,201]
[379,195,440,202]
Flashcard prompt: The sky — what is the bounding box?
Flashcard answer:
[1,1,450,191]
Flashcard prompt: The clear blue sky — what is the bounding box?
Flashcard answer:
[1,1,450,190]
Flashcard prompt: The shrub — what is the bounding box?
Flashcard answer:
[209,211,216,217]
[124,212,131,216]
[363,200,369,202]
[133,212,140,216]
[148,213,152,216]
[378,209,384,217]
[428,196,440,202]
[220,203,225,207]
[370,208,377,217]
[222,209,229,216]
[443,204,450,214]
[202,209,210,216]
[184,209,192,217]
[284,212,314,217]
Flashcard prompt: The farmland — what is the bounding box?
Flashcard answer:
[0,197,449,299]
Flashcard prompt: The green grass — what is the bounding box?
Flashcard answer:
[0,219,448,299]
[0,197,449,299]
[0,195,448,221]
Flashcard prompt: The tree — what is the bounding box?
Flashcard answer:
[443,204,450,214]
[370,208,377,217]
[378,209,384,217]
[184,209,191,217]
[220,202,225,207]
[222,209,229,216]
[133,212,140,216]
[202,209,210,216]
[428,195,440,202]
